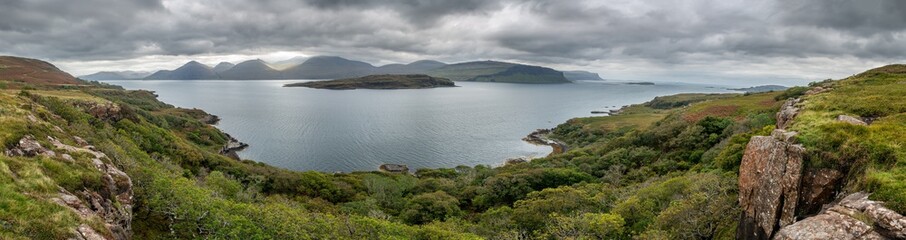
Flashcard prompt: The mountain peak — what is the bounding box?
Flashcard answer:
[181,61,211,69]
[213,62,236,73]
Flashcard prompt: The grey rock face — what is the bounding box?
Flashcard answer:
[775,193,906,240]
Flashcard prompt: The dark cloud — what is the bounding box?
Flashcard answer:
[778,0,906,33]
[0,0,904,82]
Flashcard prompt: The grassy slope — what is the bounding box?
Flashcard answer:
[0,84,480,239]
[2,63,904,239]
[789,66,906,212]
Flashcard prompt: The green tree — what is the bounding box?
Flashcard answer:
[401,191,462,224]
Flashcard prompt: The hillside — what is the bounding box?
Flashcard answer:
[0,56,81,85]
[730,84,788,93]
[79,71,151,81]
[428,60,570,83]
[466,64,570,84]
[284,74,455,90]
[282,56,376,79]
[212,62,235,74]
[144,61,219,80]
[562,70,603,81]
[375,60,447,74]
[218,60,281,80]
[3,56,904,239]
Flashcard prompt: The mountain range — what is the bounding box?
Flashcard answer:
[79,56,600,83]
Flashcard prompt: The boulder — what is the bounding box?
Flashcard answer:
[73,136,89,146]
[738,129,805,240]
[775,193,906,239]
[836,115,868,126]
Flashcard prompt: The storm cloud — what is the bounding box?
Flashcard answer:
[1,0,905,84]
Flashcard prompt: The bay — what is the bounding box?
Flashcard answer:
[103,80,735,172]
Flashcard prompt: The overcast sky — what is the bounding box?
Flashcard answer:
[2,0,905,86]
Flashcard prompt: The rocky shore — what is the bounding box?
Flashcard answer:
[522,128,568,156]
[219,133,248,160]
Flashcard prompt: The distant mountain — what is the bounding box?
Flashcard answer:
[465,64,570,84]
[144,61,219,80]
[427,60,570,83]
[122,56,579,83]
[0,56,81,84]
[282,56,375,79]
[219,59,282,80]
[80,71,152,80]
[730,85,788,93]
[271,56,308,70]
[376,60,447,74]
[212,62,235,74]
[562,70,603,81]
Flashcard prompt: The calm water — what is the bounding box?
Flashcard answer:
[103,80,735,172]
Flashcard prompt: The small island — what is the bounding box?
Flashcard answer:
[284,74,456,90]
[625,81,655,85]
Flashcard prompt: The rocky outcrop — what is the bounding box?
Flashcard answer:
[4,135,55,157]
[738,129,806,240]
[776,99,801,129]
[219,133,248,160]
[775,193,906,240]
[804,86,829,95]
[201,114,221,124]
[83,103,129,122]
[46,136,133,240]
[523,129,568,156]
[797,168,843,216]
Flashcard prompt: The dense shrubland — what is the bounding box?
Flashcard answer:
[3,64,906,239]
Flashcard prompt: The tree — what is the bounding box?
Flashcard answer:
[400,191,462,224]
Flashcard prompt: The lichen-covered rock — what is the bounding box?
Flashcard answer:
[738,129,805,240]
[805,86,829,95]
[5,135,55,157]
[775,193,906,240]
[776,99,800,129]
[798,168,842,216]
[836,115,868,126]
[72,224,106,240]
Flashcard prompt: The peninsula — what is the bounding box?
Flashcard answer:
[283,74,456,90]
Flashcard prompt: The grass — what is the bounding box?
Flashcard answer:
[0,90,109,104]
[788,67,906,212]
[681,92,781,122]
[0,156,84,239]
[568,105,668,133]
[644,93,739,109]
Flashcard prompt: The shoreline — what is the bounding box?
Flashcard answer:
[522,128,568,157]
